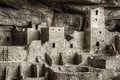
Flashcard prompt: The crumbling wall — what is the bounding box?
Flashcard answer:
[12,27,27,45]
[48,68,99,80]
[0,26,13,46]
[0,62,45,80]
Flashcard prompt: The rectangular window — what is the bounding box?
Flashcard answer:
[17,37,19,42]
[70,44,73,48]
[6,36,10,41]
[36,25,38,30]
[0,36,1,41]
[96,10,98,15]
[52,43,55,48]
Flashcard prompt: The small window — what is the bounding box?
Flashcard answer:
[52,29,54,31]
[52,43,55,48]
[0,36,1,41]
[17,37,19,42]
[87,22,89,28]
[96,41,100,47]
[96,10,98,15]
[35,26,38,30]
[58,29,60,31]
[70,44,73,48]
[6,37,10,41]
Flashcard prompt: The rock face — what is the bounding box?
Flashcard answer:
[0,0,53,26]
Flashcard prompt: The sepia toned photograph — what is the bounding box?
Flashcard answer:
[0,0,119,80]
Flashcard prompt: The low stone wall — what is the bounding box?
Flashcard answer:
[48,68,99,80]
[50,66,89,72]
[25,77,46,80]
[0,62,45,80]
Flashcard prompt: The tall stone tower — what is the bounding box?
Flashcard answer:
[90,7,106,53]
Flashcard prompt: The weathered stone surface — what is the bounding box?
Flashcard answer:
[0,0,119,80]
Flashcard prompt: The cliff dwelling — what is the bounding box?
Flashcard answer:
[0,0,120,80]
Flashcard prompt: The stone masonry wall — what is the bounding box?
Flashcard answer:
[0,46,27,61]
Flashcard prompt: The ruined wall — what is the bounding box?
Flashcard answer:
[48,68,99,80]
[12,28,27,45]
[0,46,27,61]
[0,26,13,46]
[0,62,45,80]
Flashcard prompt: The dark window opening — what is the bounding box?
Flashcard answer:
[23,36,26,42]
[58,29,60,31]
[87,22,88,26]
[35,25,38,30]
[0,36,1,41]
[52,43,55,48]
[70,44,73,48]
[17,37,19,42]
[52,29,54,31]
[96,10,98,15]
[6,37,10,41]
[86,10,88,15]
[86,22,89,28]
[96,41,100,47]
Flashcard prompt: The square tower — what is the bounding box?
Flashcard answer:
[49,27,65,53]
[90,7,106,53]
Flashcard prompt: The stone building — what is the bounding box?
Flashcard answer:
[49,27,65,54]
[0,26,13,46]
[12,26,27,46]
[0,26,27,46]
[90,7,106,53]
